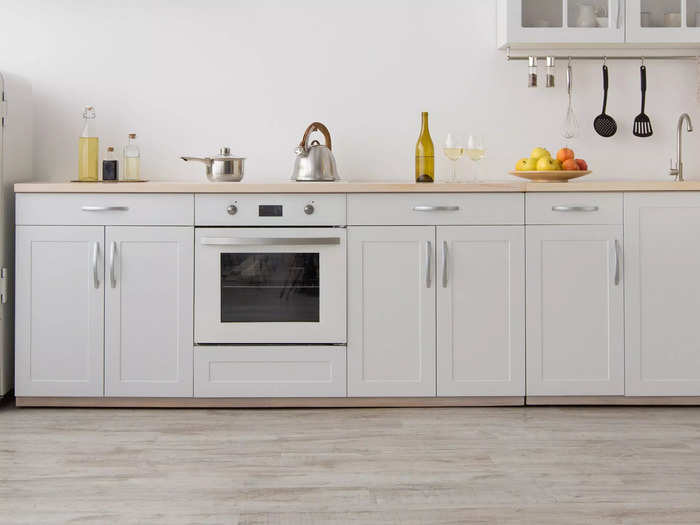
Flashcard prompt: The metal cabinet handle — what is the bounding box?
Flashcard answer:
[413,205,460,212]
[616,0,622,29]
[614,239,620,286]
[425,240,432,289]
[81,206,129,212]
[109,241,117,288]
[200,237,341,246]
[442,241,448,288]
[551,205,599,212]
[92,242,100,289]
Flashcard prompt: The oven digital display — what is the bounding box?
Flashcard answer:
[258,205,283,217]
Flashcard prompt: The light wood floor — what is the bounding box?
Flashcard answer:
[2,399,700,524]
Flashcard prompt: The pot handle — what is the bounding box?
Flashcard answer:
[299,122,332,151]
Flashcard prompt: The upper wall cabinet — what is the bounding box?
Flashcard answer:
[498,0,625,47]
[626,0,700,43]
[498,0,700,47]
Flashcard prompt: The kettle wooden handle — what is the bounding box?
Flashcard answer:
[299,122,332,151]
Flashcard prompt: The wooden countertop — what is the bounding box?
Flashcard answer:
[14,180,700,193]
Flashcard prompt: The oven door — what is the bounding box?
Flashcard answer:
[195,228,346,344]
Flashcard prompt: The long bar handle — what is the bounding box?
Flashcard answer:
[425,240,432,289]
[82,206,129,212]
[442,241,448,288]
[614,239,620,286]
[200,237,341,247]
[552,205,599,212]
[110,241,117,289]
[413,205,460,212]
[92,242,99,289]
[616,0,622,29]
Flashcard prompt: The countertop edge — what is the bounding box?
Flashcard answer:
[14,181,700,193]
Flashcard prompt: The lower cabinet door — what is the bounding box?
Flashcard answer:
[526,225,624,396]
[194,346,347,397]
[15,226,104,396]
[437,226,525,396]
[105,227,193,397]
[348,226,436,397]
[625,194,700,395]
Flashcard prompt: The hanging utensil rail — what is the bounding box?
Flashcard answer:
[506,47,698,62]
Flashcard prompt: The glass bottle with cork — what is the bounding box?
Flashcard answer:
[123,133,141,181]
[102,146,118,181]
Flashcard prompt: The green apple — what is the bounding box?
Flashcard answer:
[530,147,551,161]
[515,157,537,171]
[536,156,557,171]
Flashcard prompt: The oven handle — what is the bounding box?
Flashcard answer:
[200,237,342,246]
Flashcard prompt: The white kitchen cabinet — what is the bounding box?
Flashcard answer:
[436,226,525,396]
[105,227,193,397]
[15,226,104,396]
[626,0,700,44]
[527,225,624,395]
[497,0,625,48]
[348,226,436,397]
[625,193,700,395]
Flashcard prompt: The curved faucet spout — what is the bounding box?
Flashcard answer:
[671,113,694,181]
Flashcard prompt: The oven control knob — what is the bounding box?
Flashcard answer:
[304,204,315,215]
[226,204,238,216]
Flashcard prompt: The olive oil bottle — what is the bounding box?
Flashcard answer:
[78,106,98,181]
[415,111,434,183]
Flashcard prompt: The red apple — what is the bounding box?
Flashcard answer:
[575,158,588,171]
[562,159,579,171]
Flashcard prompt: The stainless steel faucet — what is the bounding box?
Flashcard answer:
[669,113,694,181]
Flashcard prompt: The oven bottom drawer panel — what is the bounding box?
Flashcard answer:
[194,346,347,397]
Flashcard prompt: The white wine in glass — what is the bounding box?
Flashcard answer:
[466,135,486,182]
[442,133,464,182]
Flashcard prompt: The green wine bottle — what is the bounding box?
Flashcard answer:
[415,112,434,183]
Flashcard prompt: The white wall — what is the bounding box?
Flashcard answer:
[0,0,698,183]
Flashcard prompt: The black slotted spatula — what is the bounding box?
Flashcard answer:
[594,65,617,137]
[633,65,653,137]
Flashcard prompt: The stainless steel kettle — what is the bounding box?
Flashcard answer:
[291,122,339,181]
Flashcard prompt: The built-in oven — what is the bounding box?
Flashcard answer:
[194,194,346,344]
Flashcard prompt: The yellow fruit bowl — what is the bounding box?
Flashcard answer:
[508,170,592,182]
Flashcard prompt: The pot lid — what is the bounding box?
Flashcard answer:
[214,147,246,159]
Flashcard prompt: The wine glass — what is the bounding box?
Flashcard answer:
[466,135,486,182]
[442,133,464,183]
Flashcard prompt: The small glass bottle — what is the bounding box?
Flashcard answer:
[123,133,141,181]
[528,56,538,88]
[102,146,118,181]
[78,106,98,181]
[545,56,555,88]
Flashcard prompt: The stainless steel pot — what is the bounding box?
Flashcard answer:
[181,147,245,182]
[291,122,339,181]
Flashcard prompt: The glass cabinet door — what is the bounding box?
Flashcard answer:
[501,0,625,47]
[626,0,700,42]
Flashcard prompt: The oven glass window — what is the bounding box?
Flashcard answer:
[220,253,320,322]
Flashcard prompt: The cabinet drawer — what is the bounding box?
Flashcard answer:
[194,346,347,397]
[348,193,524,225]
[16,194,194,226]
[526,193,622,225]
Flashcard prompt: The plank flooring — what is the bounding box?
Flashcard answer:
[1,399,700,524]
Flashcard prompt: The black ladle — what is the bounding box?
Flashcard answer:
[594,65,617,137]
